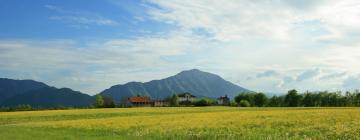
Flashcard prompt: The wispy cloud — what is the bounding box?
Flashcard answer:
[45,5,118,27]
[49,16,117,26]
[320,72,347,80]
[256,70,280,78]
[296,68,321,82]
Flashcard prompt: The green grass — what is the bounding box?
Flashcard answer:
[1,107,360,140]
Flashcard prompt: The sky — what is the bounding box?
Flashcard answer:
[1,0,360,95]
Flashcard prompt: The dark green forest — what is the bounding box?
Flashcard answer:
[235,89,360,107]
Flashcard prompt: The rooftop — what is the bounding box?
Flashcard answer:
[128,96,151,103]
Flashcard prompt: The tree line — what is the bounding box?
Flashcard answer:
[3,89,360,111]
[235,89,360,107]
[94,89,360,108]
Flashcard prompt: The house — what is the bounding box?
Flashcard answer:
[217,95,230,105]
[127,95,152,107]
[177,92,196,104]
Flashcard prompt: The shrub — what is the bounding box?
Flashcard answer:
[169,94,179,107]
[0,107,10,112]
[95,95,104,108]
[239,100,251,107]
[230,101,238,107]
[193,99,209,106]
[13,104,32,111]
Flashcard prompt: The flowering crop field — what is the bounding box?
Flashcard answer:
[1,107,360,140]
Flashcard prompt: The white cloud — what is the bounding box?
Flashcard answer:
[0,31,209,94]
[2,1,360,94]
[139,0,360,93]
[146,0,360,43]
[146,0,296,41]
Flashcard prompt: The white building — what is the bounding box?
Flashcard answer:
[217,95,230,105]
[177,92,196,102]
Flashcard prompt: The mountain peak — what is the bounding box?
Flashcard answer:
[187,69,202,72]
[176,69,208,75]
[101,69,250,102]
[179,69,202,73]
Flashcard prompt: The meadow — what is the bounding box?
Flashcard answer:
[0,107,360,140]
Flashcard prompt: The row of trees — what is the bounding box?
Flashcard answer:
[94,89,360,108]
[235,90,360,107]
[3,90,360,111]
[0,104,32,112]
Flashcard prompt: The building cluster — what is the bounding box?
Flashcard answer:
[126,92,230,107]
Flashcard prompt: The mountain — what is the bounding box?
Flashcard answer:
[0,78,93,108]
[0,78,48,103]
[101,69,250,102]
[1,87,93,108]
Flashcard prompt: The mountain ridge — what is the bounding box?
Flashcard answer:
[101,69,250,102]
[0,78,48,103]
[0,78,93,108]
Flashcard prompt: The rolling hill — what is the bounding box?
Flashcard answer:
[1,87,93,108]
[0,78,48,104]
[0,78,93,108]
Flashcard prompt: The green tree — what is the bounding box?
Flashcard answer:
[312,93,322,106]
[193,99,208,106]
[95,95,104,108]
[303,92,314,107]
[284,89,301,107]
[230,101,238,107]
[355,91,360,106]
[239,100,251,107]
[235,92,254,106]
[169,94,179,107]
[267,96,282,107]
[103,96,115,108]
[253,93,267,107]
[14,104,32,111]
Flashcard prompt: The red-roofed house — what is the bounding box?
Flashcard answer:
[128,95,152,107]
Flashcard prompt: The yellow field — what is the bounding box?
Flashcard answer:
[0,107,360,139]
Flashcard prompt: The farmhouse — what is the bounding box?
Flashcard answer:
[217,95,230,105]
[177,92,196,103]
[127,95,152,107]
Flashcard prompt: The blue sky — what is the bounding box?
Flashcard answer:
[1,0,360,94]
[0,0,171,41]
